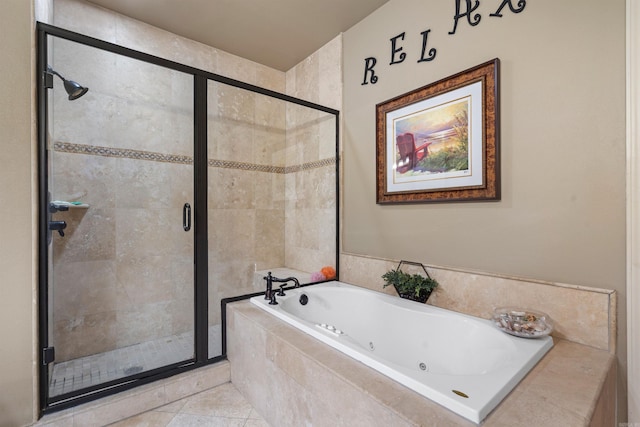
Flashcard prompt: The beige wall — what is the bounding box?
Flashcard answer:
[0,1,37,426]
[342,0,627,420]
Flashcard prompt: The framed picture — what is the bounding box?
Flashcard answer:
[376,58,500,204]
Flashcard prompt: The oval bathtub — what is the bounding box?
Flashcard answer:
[250,281,553,424]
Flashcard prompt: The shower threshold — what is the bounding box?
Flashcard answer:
[49,325,222,397]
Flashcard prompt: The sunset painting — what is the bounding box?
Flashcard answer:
[393,97,470,181]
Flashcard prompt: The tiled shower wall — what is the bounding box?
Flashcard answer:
[206,82,338,326]
[284,35,342,275]
[206,82,288,324]
[50,0,340,361]
[50,40,195,361]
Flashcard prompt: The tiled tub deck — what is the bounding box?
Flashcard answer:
[228,301,616,426]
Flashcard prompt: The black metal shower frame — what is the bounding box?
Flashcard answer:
[37,22,340,415]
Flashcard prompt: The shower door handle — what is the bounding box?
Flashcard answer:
[183,203,191,231]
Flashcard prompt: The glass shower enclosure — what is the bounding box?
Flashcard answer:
[41,30,196,403]
[38,23,339,412]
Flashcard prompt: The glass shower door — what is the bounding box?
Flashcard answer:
[45,36,195,398]
[206,79,339,359]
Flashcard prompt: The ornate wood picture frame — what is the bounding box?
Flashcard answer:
[376,58,500,204]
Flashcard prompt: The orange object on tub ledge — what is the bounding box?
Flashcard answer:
[321,266,336,280]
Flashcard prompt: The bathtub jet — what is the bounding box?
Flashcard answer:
[251,281,553,424]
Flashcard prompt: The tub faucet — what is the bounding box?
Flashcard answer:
[264,272,300,304]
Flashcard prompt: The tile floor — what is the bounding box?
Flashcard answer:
[108,383,269,427]
[51,326,222,397]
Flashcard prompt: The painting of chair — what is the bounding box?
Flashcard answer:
[395,132,431,174]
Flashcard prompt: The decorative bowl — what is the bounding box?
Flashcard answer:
[492,307,553,338]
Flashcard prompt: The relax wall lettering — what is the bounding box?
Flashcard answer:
[361,0,526,85]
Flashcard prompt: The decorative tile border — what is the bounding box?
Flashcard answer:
[208,159,284,174]
[54,141,336,174]
[285,157,337,173]
[54,142,193,165]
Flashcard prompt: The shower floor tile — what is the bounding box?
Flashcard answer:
[49,325,222,397]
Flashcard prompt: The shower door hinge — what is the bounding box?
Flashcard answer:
[44,71,54,90]
[42,347,55,365]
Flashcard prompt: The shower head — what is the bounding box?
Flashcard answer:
[47,66,89,100]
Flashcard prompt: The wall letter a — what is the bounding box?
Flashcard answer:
[449,0,482,35]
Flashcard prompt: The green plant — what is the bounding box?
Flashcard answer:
[382,269,439,298]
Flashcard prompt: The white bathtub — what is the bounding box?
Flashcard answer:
[250,281,553,424]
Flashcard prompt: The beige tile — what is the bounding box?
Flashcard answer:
[244,419,270,427]
[163,364,231,403]
[116,207,192,260]
[52,151,117,207]
[515,341,614,419]
[208,119,253,163]
[255,171,285,210]
[218,84,256,123]
[487,391,588,427]
[179,383,253,419]
[73,386,167,427]
[227,311,271,418]
[255,63,286,93]
[208,169,257,210]
[54,0,117,43]
[109,410,176,427]
[53,260,117,318]
[114,14,184,67]
[254,95,286,140]
[34,413,76,427]
[339,253,614,351]
[166,413,245,427]
[291,50,320,103]
[115,256,175,305]
[52,207,116,263]
[208,257,259,299]
[318,35,343,111]
[170,36,217,73]
[114,303,172,347]
[155,398,188,414]
[37,366,236,427]
[247,408,266,420]
[216,50,258,85]
[208,208,255,261]
[53,310,117,361]
[319,115,337,160]
[114,160,193,210]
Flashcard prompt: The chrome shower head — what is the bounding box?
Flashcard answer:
[47,66,89,100]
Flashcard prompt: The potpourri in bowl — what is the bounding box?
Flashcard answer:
[492,307,553,338]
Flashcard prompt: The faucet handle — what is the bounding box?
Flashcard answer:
[49,220,67,237]
[277,285,286,296]
[49,202,69,213]
[268,292,279,305]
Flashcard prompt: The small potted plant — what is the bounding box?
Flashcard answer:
[382,261,438,303]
